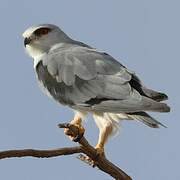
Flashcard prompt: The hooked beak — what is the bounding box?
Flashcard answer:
[24,37,32,47]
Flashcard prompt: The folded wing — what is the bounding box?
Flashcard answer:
[36,44,170,113]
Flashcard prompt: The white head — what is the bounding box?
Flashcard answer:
[22,24,72,58]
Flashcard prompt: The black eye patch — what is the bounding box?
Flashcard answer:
[34,27,51,36]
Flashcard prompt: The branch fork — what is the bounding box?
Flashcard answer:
[0,123,132,180]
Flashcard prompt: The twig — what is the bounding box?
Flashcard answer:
[0,147,82,159]
[0,123,132,180]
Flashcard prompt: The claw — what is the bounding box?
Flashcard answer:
[59,123,85,142]
[58,123,70,128]
[95,145,105,157]
[72,130,84,142]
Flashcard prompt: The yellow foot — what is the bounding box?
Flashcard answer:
[95,145,105,157]
[64,123,85,142]
[78,145,105,167]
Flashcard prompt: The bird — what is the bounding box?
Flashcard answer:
[23,24,170,157]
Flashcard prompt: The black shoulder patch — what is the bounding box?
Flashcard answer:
[35,61,74,105]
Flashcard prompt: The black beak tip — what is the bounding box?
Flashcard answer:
[24,37,31,47]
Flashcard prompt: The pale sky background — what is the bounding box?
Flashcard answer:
[0,0,179,180]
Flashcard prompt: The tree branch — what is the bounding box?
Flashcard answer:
[0,147,82,159]
[0,123,132,180]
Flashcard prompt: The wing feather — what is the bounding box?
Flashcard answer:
[36,44,170,113]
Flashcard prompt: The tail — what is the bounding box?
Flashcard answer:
[130,74,168,102]
[128,111,167,128]
[141,87,168,102]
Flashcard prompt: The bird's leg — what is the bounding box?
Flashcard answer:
[79,121,113,167]
[64,114,85,142]
[95,122,113,157]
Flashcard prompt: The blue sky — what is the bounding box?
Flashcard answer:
[0,0,179,179]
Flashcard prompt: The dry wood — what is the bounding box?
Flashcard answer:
[0,123,132,180]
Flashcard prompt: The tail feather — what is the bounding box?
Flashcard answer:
[130,74,168,102]
[141,87,168,102]
[128,111,167,128]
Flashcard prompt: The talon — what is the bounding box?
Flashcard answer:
[63,122,85,142]
[72,131,84,142]
[72,124,85,142]
[58,123,70,128]
[95,145,105,157]
[64,128,73,136]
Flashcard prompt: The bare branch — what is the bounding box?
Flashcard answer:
[79,137,131,180]
[0,123,132,180]
[0,147,82,159]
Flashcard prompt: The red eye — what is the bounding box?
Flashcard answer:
[34,28,51,36]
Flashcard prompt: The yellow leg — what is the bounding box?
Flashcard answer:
[93,112,113,157]
[95,122,113,156]
[82,122,113,166]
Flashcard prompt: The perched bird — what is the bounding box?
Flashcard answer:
[23,24,170,156]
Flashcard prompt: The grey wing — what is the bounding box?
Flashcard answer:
[37,45,170,113]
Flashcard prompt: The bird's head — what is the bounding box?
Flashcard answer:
[22,24,71,58]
